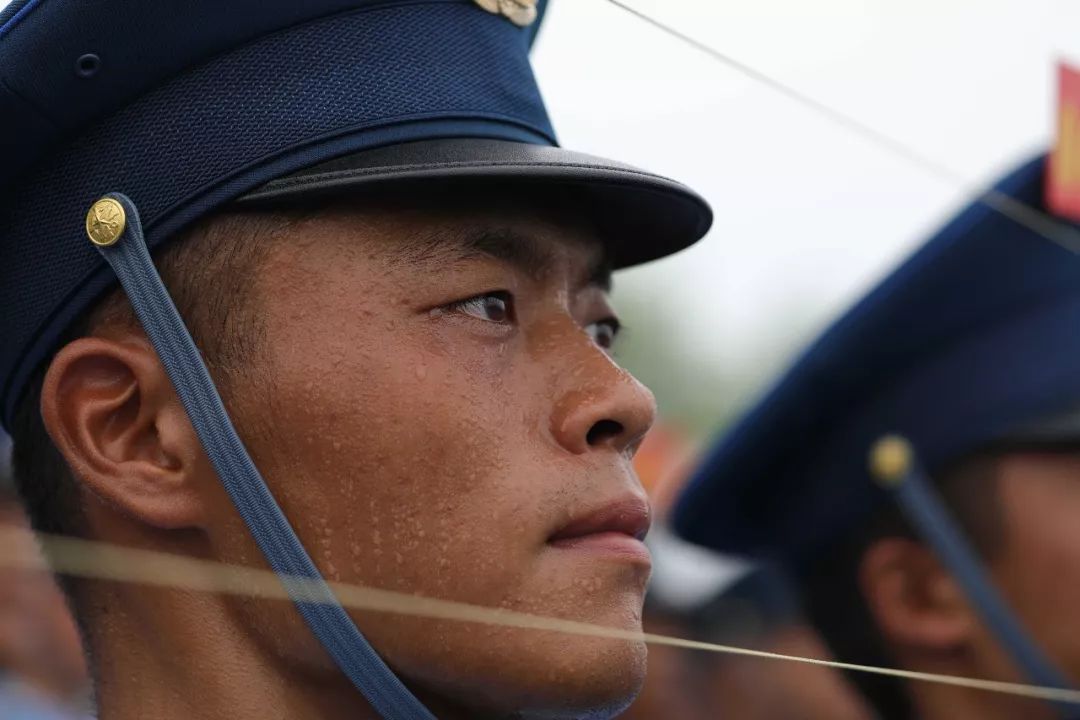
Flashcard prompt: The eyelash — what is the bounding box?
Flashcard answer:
[446,291,514,324]
[589,317,621,351]
[444,291,621,349]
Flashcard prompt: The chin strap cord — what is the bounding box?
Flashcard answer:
[89,193,436,720]
[870,435,1080,720]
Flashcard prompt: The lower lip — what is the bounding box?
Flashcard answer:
[549,532,652,565]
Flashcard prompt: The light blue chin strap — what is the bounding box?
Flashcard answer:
[869,435,1080,719]
[88,193,436,720]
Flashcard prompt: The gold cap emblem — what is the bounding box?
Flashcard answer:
[473,0,538,28]
[85,197,127,247]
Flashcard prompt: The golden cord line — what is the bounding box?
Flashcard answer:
[3,528,1080,706]
[602,0,1080,254]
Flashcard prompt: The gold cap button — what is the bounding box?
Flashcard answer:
[86,197,126,247]
[869,435,913,487]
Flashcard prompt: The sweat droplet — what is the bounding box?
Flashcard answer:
[415,365,427,381]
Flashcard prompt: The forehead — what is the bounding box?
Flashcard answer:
[293,190,611,276]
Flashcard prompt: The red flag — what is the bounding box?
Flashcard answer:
[1048,62,1080,221]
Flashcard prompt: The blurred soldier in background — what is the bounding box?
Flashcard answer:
[626,529,873,720]
[628,425,872,719]
[676,154,1080,720]
[0,433,88,719]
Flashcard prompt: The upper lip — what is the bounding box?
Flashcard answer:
[548,496,652,544]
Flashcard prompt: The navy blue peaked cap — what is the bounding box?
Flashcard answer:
[0,0,712,429]
[674,155,1080,570]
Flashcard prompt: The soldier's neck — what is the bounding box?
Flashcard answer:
[77,579,383,720]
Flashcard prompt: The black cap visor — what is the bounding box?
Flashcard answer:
[237,138,713,269]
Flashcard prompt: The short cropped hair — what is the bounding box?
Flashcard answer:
[10,208,297,539]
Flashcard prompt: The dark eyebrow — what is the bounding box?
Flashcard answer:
[588,258,613,293]
[452,227,613,292]
[458,228,556,280]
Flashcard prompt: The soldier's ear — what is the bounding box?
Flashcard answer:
[859,537,974,652]
[39,334,210,530]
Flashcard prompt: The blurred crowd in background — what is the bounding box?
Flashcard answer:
[619,426,874,719]
[0,434,88,718]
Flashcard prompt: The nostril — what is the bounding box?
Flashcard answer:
[586,419,624,447]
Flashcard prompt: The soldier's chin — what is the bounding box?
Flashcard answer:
[534,637,648,720]
[448,635,649,720]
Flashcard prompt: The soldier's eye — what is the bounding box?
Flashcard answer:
[587,318,621,350]
[449,291,514,323]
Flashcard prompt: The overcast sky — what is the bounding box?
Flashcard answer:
[534,0,1078,400]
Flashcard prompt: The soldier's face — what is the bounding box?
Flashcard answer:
[219,201,657,717]
[982,451,1080,687]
